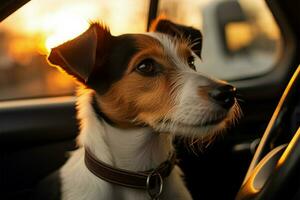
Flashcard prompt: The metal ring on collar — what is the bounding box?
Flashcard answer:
[146,170,163,199]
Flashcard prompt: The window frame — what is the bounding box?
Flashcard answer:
[0,0,299,101]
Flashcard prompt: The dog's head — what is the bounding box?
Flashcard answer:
[48,19,240,138]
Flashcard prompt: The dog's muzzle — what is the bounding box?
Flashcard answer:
[208,84,237,109]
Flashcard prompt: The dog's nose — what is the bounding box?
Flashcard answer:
[209,84,236,109]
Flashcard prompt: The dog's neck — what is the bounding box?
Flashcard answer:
[77,89,174,171]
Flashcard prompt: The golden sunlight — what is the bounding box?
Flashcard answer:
[225,22,253,51]
[1,0,279,56]
[43,11,90,51]
[0,0,149,100]
[2,0,148,54]
[0,0,282,100]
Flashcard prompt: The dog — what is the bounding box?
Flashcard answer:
[33,19,240,200]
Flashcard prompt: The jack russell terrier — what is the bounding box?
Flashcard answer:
[33,19,240,200]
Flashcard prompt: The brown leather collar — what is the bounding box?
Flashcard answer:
[84,148,176,196]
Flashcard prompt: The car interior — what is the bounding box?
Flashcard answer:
[0,0,299,200]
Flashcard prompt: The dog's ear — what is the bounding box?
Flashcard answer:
[151,19,203,57]
[48,23,112,84]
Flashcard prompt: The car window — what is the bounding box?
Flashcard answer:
[158,0,281,81]
[0,0,149,101]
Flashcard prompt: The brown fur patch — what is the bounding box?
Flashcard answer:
[96,34,182,128]
[197,86,211,102]
[177,41,192,61]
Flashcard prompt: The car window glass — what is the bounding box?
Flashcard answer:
[158,0,281,81]
[0,0,149,101]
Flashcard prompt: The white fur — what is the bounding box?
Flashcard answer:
[147,33,240,137]
[59,33,240,200]
[60,89,192,200]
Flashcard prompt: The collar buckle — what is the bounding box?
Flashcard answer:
[146,169,163,199]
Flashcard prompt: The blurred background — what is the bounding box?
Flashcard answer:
[0,0,281,100]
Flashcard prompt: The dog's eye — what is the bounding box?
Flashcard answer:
[136,59,159,76]
[187,56,196,71]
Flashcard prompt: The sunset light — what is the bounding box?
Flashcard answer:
[0,0,148,99]
[2,0,148,54]
[1,0,278,55]
[43,10,90,51]
[0,0,281,100]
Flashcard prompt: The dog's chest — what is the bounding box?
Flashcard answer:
[58,149,192,200]
[59,149,158,200]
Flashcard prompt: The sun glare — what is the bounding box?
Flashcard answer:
[43,11,90,51]
[1,0,279,58]
[1,0,148,55]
